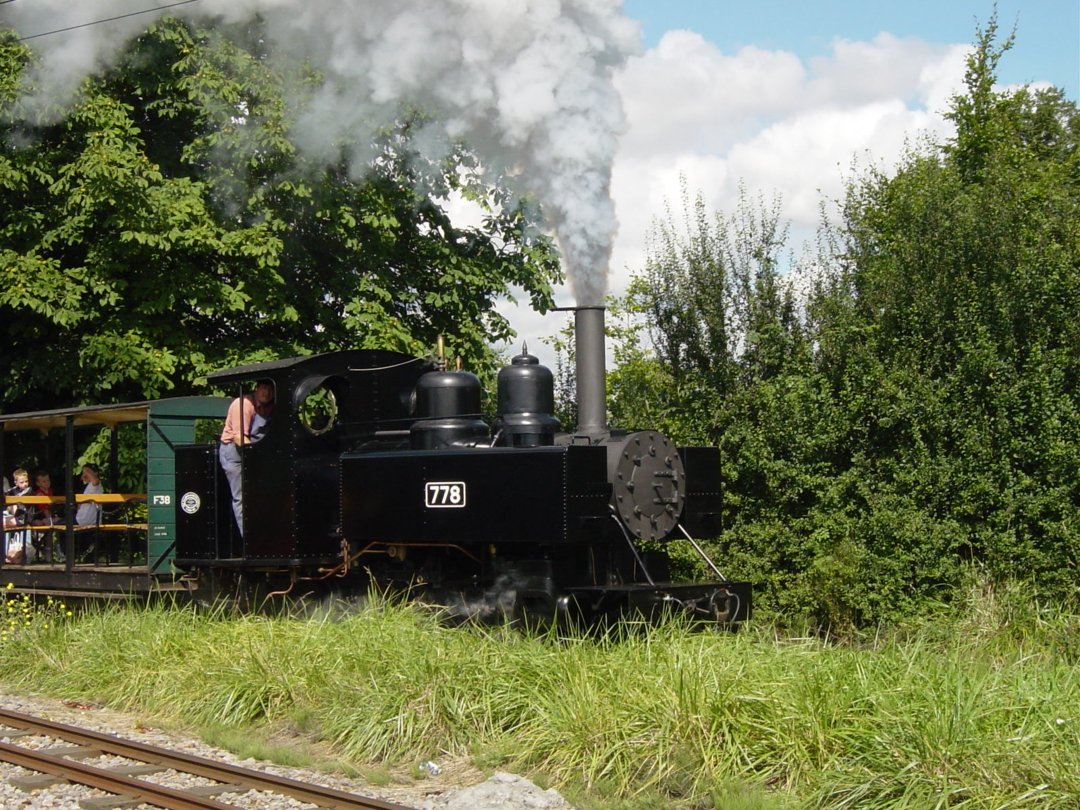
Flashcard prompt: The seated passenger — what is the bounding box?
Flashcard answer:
[30,470,55,527]
[4,468,32,564]
[76,464,104,526]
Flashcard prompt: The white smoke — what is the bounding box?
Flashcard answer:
[2,0,640,305]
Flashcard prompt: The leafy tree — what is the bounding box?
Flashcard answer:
[605,182,799,441]
[603,186,823,601]
[821,17,1080,607]
[0,18,560,412]
[616,17,1079,626]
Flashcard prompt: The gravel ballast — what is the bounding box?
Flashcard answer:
[0,690,575,810]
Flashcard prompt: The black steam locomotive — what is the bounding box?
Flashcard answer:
[173,307,751,624]
[0,308,749,623]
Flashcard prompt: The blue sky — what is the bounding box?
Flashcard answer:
[625,0,1078,98]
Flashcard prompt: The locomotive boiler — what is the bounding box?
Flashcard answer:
[173,307,751,624]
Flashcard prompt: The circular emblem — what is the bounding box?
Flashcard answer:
[180,492,202,515]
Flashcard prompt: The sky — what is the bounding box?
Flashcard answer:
[504,0,1079,365]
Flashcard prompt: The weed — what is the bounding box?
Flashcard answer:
[0,585,73,642]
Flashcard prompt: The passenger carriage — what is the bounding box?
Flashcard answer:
[0,398,228,595]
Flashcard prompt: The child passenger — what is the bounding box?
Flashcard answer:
[4,469,32,564]
[76,464,104,526]
[30,470,54,526]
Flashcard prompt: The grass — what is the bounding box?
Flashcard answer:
[0,581,1076,809]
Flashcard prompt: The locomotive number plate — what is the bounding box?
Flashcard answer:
[425,481,466,508]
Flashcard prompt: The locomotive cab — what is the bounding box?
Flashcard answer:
[174,350,432,568]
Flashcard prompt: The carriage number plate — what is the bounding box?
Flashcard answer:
[425,481,466,508]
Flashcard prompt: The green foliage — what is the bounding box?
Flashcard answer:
[614,18,1080,628]
[814,21,1080,614]
[0,18,560,411]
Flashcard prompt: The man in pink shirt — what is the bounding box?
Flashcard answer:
[219,380,274,536]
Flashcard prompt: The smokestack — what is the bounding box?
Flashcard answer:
[574,306,607,436]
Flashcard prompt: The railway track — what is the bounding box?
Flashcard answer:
[0,708,416,810]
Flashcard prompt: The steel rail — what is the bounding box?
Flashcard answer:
[0,708,415,810]
[0,740,234,809]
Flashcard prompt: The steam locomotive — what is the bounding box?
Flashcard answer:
[0,308,750,624]
[173,307,750,624]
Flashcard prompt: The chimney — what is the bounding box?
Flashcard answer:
[574,306,607,436]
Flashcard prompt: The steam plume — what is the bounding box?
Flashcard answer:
[2,0,640,304]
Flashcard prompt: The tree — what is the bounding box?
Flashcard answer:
[821,17,1080,603]
[613,17,1079,625]
[607,181,800,441]
[0,18,560,411]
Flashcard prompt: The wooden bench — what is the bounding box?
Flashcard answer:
[4,524,151,532]
[4,494,146,504]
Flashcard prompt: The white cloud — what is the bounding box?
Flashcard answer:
[728,100,946,226]
[807,33,959,108]
[616,31,807,155]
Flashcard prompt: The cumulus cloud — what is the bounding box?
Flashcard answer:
[616,31,807,155]
[600,30,970,307]
[807,33,958,108]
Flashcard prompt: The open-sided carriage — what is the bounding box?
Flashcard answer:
[0,398,228,595]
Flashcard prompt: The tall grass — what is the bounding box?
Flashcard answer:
[0,582,1075,809]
